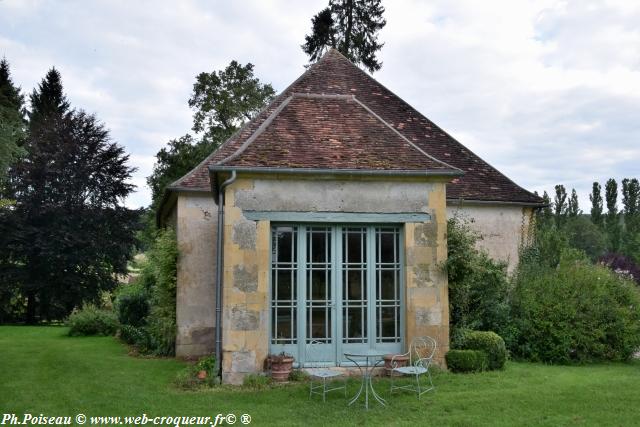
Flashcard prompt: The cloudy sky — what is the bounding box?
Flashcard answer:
[1,0,638,208]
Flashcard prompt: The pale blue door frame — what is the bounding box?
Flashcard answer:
[270,224,404,366]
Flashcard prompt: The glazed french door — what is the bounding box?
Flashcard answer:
[270,224,403,365]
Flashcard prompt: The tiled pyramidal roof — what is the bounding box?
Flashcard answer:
[171,49,543,204]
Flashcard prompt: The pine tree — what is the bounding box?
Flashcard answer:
[621,178,640,257]
[28,67,69,129]
[589,182,604,227]
[605,178,621,251]
[1,69,137,323]
[302,0,387,73]
[567,189,580,217]
[0,58,26,200]
[554,185,567,226]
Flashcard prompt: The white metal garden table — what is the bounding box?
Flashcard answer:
[344,349,388,409]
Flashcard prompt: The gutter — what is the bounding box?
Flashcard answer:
[209,165,464,179]
[211,169,237,380]
[446,198,547,208]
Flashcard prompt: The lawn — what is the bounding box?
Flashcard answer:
[1,327,639,426]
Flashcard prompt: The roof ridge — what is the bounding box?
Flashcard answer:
[217,95,294,166]
[167,52,337,189]
[350,96,463,173]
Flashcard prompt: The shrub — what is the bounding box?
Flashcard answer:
[445,216,512,344]
[462,331,507,370]
[288,369,309,382]
[114,283,149,327]
[119,324,151,349]
[511,250,640,363]
[145,228,178,356]
[598,253,640,285]
[445,350,488,373]
[67,304,118,336]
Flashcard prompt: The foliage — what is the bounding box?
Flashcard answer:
[114,283,149,327]
[0,58,26,199]
[605,178,622,251]
[444,216,512,343]
[119,324,146,346]
[511,251,640,363]
[189,61,276,145]
[145,228,177,356]
[445,350,488,373]
[563,216,607,260]
[590,182,604,226]
[567,189,580,217]
[288,369,309,382]
[553,185,567,226]
[67,304,119,336]
[196,355,216,374]
[459,331,507,370]
[0,68,138,323]
[598,253,640,285]
[173,363,218,390]
[242,373,272,389]
[302,0,387,73]
[147,60,274,219]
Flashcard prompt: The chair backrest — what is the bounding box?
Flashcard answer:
[305,340,329,368]
[410,336,437,369]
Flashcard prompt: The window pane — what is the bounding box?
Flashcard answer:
[379,270,396,300]
[310,270,329,300]
[273,226,296,264]
[345,270,362,300]
[380,307,397,340]
[378,231,396,263]
[343,306,367,342]
[346,231,364,263]
[308,308,329,341]
[309,229,330,263]
[274,270,294,301]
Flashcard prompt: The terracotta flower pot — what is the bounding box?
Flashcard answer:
[269,356,295,382]
[197,370,208,380]
[383,354,410,377]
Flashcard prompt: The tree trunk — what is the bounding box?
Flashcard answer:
[26,290,36,324]
[345,0,353,52]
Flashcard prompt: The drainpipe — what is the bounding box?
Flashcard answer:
[213,170,237,380]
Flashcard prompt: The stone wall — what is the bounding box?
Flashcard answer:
[446,203,533,272]
[220,175,449,383]
[175,193,218,358]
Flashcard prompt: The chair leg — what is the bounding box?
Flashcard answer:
[415,373,421,399]
[390,372,395,394]
[309,379,313,400]
[344,377,348,397]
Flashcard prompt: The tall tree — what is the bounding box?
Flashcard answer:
[554,185,567,227]
[622,178,640,233]
[28,67,69,130]
[188,61,275,145]
[605,178,621,251]
[302,0,387,73]
[567,188,580,217]
[0,58,26,205]
[147,61,275,211]
[589,182,604,227]
[0,69,138,322]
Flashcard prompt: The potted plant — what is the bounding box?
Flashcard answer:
[383,353,410,377]
[268,352,295,382]
[196,355,216,380]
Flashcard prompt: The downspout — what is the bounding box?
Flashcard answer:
[213,170,237,380]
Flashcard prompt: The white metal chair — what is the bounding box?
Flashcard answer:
[306,340,347,402]
[389,336,437,399]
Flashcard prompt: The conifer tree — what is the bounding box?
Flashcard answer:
[1,68,137,322]
[0,58,26,202]
[302,0,387,73]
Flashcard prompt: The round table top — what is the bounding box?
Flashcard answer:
[343,349,388,358]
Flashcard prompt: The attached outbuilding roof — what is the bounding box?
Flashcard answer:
[169,49,543,205]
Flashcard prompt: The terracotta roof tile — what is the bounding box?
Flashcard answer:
[170,49,543,205]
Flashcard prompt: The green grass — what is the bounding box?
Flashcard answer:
[1,326,640,426]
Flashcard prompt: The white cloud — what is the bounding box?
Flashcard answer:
[0,0,638,210]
